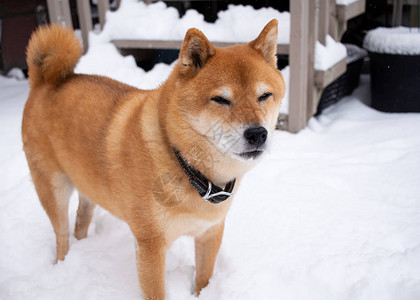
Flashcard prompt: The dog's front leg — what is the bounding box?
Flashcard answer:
[194,220,225,295]
[135,237,167,300]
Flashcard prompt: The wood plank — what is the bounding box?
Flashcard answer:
[387,0,420,4]
[329,0,339,39]
[289,0,310,133]
[318,0,330,45]
[112,39,290,54]
[336,0,366,22]
[392,0,404,26]
[314,58,347,89]
[409,4,419,27]
[46,0,73,28]
[76,0,93,53]
[97,0,110,29]
[307,0,319,119]
[113,39,183,50]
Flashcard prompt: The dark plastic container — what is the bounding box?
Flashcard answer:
[369,52,420,112]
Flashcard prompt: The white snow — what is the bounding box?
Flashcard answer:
[363,26,420,55]
[1,2,420,298]
[6,68,26,80]
[2,60,420,300]
[75,34,173,89]
[336,0,359,5]
[315,35,347,70]
[100,0,290,45]
[279,66,289,114]
[98,0,346,72]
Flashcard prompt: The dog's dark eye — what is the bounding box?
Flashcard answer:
[258,92,272,102]
[211,96,231,106]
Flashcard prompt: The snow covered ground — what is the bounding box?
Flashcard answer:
[1,4,418,299]
[1,60,420,299]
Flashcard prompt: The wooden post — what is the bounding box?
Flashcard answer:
[289,0,310,133]
[307,0,321,119]
[329,0,338,39]
[76,0,93,53]
[318,0,329,45]
[97,0,110,29]
[47,0,73,28]
[392,0,404,26]
[409,4,419,27]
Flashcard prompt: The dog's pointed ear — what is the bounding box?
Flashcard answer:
[248,19,278,68]
[179,28,215,76]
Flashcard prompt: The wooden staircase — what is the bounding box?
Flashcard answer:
[46,0,366,133]
[287,0,365,132]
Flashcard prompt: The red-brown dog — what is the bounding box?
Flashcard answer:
[22,20,285,299]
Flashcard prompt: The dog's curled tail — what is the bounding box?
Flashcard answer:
[26,25,82,87]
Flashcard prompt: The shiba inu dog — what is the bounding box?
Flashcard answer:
[22,19,285,299]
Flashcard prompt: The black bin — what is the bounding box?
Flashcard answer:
[369,52,420,112]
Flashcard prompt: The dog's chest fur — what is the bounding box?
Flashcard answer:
[166,214,222,241]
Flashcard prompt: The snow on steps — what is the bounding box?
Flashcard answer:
[108,0,365,56]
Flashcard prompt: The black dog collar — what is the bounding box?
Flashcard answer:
[173,148,236,204]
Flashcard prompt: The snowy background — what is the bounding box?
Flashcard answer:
[1,2,420,300]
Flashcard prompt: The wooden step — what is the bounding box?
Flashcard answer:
[336,0,366,22]
[314,58,347,89]
[112,39,290,54]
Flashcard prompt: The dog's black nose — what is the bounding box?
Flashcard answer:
[244,126,268,148]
